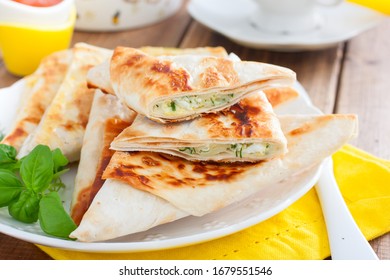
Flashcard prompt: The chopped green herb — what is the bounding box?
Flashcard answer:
[178,147,196,154]
[232,144,244,158]
[170,101,176,111]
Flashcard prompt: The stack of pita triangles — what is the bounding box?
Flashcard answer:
[1,44,357,242]
[66,46,357,242]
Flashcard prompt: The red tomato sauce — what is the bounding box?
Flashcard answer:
[11,0,63,7]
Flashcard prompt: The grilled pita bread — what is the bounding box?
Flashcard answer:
[70,114,357,242]
[111,91,287,162]
[69,179,187,242]
[17,43,112,162]
[89,46,296,123]
[70,90,136,225]
[86,46,229,96]
[263,87,299,108]
[1,50,71,151]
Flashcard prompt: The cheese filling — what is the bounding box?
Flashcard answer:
[177,143,271,158]
[153,93,237,116]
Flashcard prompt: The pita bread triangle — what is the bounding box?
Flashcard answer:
[1,50,72,151]
[17,43,112,162]
[89,46,296,123]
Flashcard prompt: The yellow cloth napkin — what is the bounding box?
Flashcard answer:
[349,0,390,14]
[37,145,390,260]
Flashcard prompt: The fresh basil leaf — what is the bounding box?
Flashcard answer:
[1,157,24,172]
[39,192,76,239]
[0,162,19,171]
[52,148,69,174]
[8,189,40,223]
[0,170,23,207]
[20,145,53,193]
[0,144,18,170]
[0,144,17,160]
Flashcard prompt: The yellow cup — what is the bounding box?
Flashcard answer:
[0,7,76,77]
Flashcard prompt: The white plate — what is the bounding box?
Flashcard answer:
[187,0,385,51]
[0,80,323,253]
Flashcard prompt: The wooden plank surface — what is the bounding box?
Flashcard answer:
[336,19,390,160]
[0,3,389,260]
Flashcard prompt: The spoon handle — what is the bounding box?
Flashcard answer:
[315,158,379,260]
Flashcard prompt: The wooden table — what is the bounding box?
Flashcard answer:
[0,2,389,260]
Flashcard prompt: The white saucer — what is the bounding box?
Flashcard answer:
[187,0,385,51]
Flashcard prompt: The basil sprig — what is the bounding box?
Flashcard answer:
[0,144,19,170]
[0,144,76,239]
[0,169,23,208]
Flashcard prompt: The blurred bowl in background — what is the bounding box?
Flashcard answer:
[75,0,183,32]
[0,0,74,26]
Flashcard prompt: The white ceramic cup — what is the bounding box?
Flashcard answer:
[250,0,343,34]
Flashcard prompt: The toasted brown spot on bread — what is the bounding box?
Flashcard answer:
[71,118,131,225]
[263,87,299,108]
[289,116,331,136]
[1,128,28,145]
[199,57,239,88]
[103,151,259,191]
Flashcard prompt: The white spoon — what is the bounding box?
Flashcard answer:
[316,158,379,260]
[278,82,378,260]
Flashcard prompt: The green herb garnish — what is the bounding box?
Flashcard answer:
[0,144,76,239]
[178,147,196,154]
[39,192,77,239]
[0,144,19,170]
[232,144,244,158]
[170,101,176,111]
[0,169,23,208]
